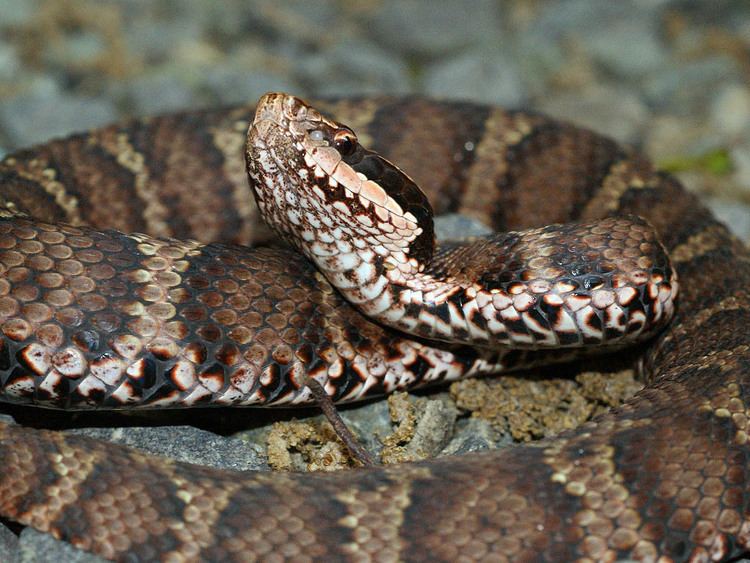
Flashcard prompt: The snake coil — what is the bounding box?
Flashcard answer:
[0,95,747,561]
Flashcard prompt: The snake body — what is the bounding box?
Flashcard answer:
[0,96,747,561]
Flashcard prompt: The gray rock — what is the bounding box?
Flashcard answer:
[246,0,339,43]
[706,196,750,243]
[0,522,18,563]
[70,425,266,471]
[731,144,750,197]
[122,19,205,63]
[0,0,38,26]
[442,417,507,456]
[120,70,200,116]
[0,81,116,149]
[710,84,750,136]
[643,56,743,114]
[19,529,105,563]
[0,43,20,82]
[529,0,663,40]
[161,0,254,39]
[586,20,667,78]
[337,399,395,454]
[41,30,106,72]
[405,397,458,459]
[539,84,651,144]
[434,214,493,241]
[512,36,566,101]
[203,67,301,106]
[644,115,719,164]
[423,48,527,107]
[367,0,502,57]
[297,40,411,97]
[240,398,394,460]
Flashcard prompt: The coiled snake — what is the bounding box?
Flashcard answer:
[0,93,747,561]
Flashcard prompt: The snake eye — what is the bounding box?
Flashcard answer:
[333,128,357,156]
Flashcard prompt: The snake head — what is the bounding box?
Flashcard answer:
[245,93,435,277]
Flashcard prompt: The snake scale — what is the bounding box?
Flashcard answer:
[0,94,747,562]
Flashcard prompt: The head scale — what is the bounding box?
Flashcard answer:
[246,93,435,270]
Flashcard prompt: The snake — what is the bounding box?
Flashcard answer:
[0,92,746,562]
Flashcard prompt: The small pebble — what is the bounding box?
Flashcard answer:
[711,84,750,136]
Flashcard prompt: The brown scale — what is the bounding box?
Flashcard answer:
[0,217,500,409]
[429,216,670,289]
[413,214,673,348]
[487,121,627,231]
[0,98,748,561]
[365,98,494,215]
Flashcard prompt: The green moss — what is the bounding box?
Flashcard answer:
[659,147,733,176]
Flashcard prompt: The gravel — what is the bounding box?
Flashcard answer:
[297,39,412,96]
[367,0,503,57]
[538,83,651,144]
[642,55,744,114]
[0,522,18,563]
[18,530,105,563]
[710,83,750,137]
[423,47,527,106]
[0,81,117,147]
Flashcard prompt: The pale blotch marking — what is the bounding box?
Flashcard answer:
[211,117,261,244]
[108,133,172,238]
[458,109,531,224]
[335,470,422,558]
[580,161,661,221]
[5,158,82,225]
[671,225,729,264]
